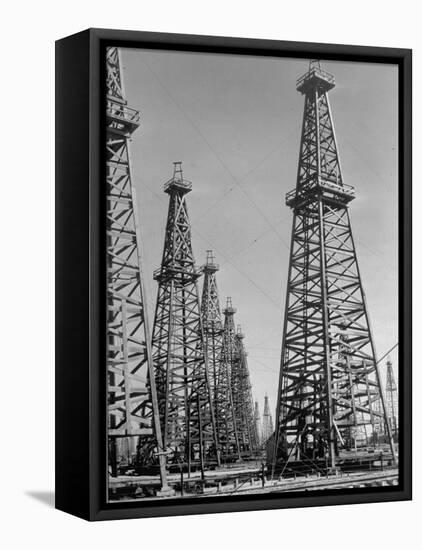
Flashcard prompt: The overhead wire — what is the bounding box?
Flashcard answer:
[138,177,283,311]
[138,58,395,319]
[128,56,399,399]
[141,58,290,250]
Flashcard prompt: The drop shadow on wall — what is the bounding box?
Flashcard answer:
[25,491,55,508]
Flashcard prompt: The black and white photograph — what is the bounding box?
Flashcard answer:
[106,45,401,503]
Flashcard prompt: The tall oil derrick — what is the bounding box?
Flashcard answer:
[201,251,240,461]
[385,358,398,439]
[254,401,261,448]
[273,60,396,471]
[105,47,169,492]
[262,394,274,443]
[149,162,219,474]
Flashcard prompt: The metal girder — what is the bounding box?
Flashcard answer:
[105,47,169,492]
[201,252,241,461]
[273,60,396,471]
[147,163,219,474]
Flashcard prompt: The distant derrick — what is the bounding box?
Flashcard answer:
[273,60,396,471]
[222,302,258,458]
[235,325,259,454]
[385,358,398,439]
[201,252,240,461]
[262,394,274,444]
[254,401,261,448]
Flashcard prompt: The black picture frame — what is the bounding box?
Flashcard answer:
[55,28,412,521]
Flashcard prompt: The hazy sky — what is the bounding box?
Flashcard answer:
[119,48,398,420]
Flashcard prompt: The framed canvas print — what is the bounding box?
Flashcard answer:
[55,28,412,521]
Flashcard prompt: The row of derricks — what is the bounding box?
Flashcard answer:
[106,47,398,492]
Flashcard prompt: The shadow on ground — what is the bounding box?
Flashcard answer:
[26,491,55,508]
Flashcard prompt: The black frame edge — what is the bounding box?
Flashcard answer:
[55,29,92,521]
[91,27,411,60]
[399,48,412,502]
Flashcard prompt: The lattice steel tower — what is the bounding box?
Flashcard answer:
[201,251,240,461]
[274,60,396,470]
[224,308,257,457]
[385,358,398,438]
[105,47,169,492]
[254,401,261,448]
[221,299,249,456]
[262,394,274,443]
[235,325,259,454]
[150,163,219,473]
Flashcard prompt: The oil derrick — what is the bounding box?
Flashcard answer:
[105,47,169,492]
[262,394,274,443]
[254,401,261,448]
[273,60,396,471]
[223,304,257,457]
[222,299,249,456]
[385,358,398,439]
[235,326,259,454]
[150,162,219,474]
[201,251,240,461]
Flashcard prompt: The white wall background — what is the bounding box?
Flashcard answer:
[1,0,418,548]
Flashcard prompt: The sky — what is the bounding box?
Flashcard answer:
[119,48,398,421]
